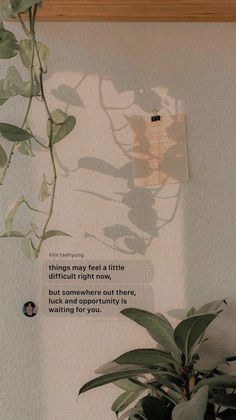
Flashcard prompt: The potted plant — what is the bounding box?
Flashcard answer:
[79,300,236,419]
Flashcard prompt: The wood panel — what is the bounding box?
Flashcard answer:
[37,1,236,22]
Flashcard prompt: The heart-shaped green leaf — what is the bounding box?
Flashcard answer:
[6,66,40,98]
[19,39,49,68]
[0,27,19,59]
[48,109,76,144]
[17,140,34,156]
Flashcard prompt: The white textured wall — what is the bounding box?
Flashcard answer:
[1,22,236,420]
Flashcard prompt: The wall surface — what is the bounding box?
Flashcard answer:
[1,22,236,420]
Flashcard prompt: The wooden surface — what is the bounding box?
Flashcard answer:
[37,1,236,22]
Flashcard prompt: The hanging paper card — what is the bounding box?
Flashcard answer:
[131,113,189,186]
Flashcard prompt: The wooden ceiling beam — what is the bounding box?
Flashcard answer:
[37,1,236,22]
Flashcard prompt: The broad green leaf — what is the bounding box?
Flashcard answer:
[6,66,40,98]
[96,363,176,379]
[79,367,166,395]
[114,349,176,367]
[121,308,180,362]
[0,143,7,167]
[0,230,25,238]
[112,391,142,415]
[115,379,145,393]
[96,362,140,375]
[17,140,34,156]
[19,39,49,68]
[197,299,226,314]
[152,372,183,390]
[218,409,236,419]
[7,66,25,93]
[0,27,18,59]
[155,313,173,328]
[48,109,76,144]
[0,73,24,105]
[39,174,50,201]
[174,313,217,358]
[194,375,236,392]
[211,393,236,409]
[43,230,71,240]
[172,386,209,420]
[0,123,32,142]
[5,195,24,233]
[21,237,36,260]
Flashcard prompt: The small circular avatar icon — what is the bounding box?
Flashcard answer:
[23,301,38,318]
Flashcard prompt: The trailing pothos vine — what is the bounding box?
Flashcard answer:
[0,0,76,259]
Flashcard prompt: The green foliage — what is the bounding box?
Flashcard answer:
[114,348,176,366]
[21,236,36,260]
[174,313,217,361]
[43,230,71,240]
[0,144,7,167]
[5,66,40,98]
[0,1,76,259]
[0,0,41,18]
[0,123,32,142]
[5,195,25,233]
[172,386,209,420]
[79,300,236,420]
[121,308,181,362]
[0,25,19,59]
[39,174,51,201]
[19,39,48,68]
[0,65,39,104]
[48,109,76,144]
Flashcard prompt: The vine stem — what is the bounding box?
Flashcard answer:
[31,5,58,257]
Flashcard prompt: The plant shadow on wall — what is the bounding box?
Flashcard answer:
[0,0,76,260]
[67,76,187,256]
[79,300,236,420]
